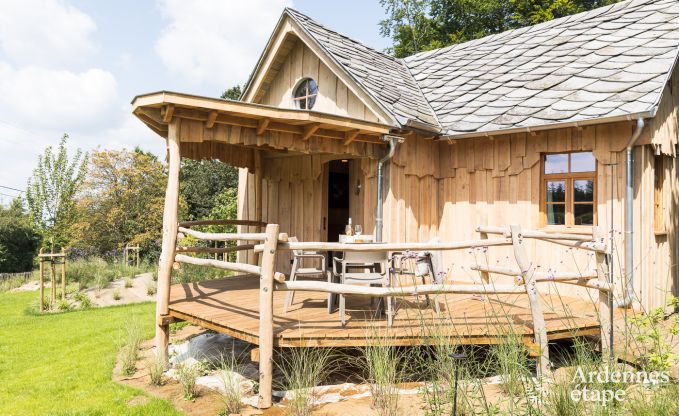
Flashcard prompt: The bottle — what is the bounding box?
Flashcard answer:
[345,217,353,236]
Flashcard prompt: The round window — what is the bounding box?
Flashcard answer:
[292,78,318,110]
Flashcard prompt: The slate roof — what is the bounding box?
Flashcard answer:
[404,0,679,136]
[284,0,679,137]
[285,8,440,129]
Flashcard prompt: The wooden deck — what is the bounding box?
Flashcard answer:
[168,276,603,348]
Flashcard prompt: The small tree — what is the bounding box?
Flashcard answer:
[26,134,87,249]
[0,198,40,272]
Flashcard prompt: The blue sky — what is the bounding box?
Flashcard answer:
[0,0,390,204]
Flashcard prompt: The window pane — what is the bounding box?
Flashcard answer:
[571,152,595,172]
[308,79,318,95]
[546,181,566,203]
[574,204,594,225]
[294,80,307,99]
[308,94,317,109]
[547,204,565,225]
[574,180,594,202]
[545,154,568,174]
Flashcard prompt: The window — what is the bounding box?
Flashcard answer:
[654,154,665,232]
[292,78,318,110]
[542,152,596,227]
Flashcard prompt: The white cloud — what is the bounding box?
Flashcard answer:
[0,63,119,130]
[0,0,96,65]
[155,0,293,87]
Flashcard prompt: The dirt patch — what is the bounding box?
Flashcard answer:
[84,272,156,307]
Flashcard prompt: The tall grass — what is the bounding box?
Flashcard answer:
[277,347,337,416]
[217,353,245,416]
[120,320,143,376]
[68,257,153,290]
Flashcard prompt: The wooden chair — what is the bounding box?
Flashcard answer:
[283,237,330,314]
[332,251,392,326]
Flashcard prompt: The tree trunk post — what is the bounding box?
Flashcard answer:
[258,223,279,409]
[155,119,181,364]
[509,224,550,378]
[50,254,56,307]
[61,248,66,300]
[39,248,44,312]
[594,226,613,361]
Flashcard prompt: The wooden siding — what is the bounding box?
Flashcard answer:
[258,39,380,122]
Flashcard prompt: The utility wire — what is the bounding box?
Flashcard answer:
[0,185,24,193]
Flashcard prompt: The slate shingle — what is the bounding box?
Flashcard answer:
[284,0,679,136]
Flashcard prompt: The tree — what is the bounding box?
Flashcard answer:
[26,134,87,249]
[221,85,242,100]
[180,159,238,221]
[0,198,40,272]
[71,148,180,259]
[380,0,622,58]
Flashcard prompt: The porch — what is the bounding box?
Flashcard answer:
[167,274,603,349]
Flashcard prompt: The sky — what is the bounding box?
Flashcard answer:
[0,0,391,205]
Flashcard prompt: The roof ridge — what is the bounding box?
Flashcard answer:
[404,0,648,62]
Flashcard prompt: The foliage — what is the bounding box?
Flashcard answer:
[276,347,337,416]
[628,297,679,372]
[0,291,180,415]
[71,148,173,259]
[26,134,87,249]
[67,257,152,290]
[179,159,238,221]
[175,361,200,400]
[120,319,143,376]
[217,353,245,415]
[73,291,92,309]
[221,85,242,100]
[380,0,622,58]
[147,354,166,386]
[0,199,40,272]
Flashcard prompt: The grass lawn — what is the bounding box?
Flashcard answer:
[0,291,182,416]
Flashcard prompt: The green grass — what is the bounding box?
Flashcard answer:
[0,291,182,416]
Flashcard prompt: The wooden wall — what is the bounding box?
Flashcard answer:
[258,38,380,123]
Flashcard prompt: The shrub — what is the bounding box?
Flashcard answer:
[147,282,156,296]
[112,289,121,301]
[175,361,200,400]
[57,298,70,311]
[74,292,92,309]
[124,277,133,288]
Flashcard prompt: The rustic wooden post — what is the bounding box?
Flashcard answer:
[258,223,280,409]
[155,119,181,362]
[478,227,491,284]
[50,253,56,307]
[39,248,44,312]
[510,224,550,377]
[60,248,66,300]
[135,247,140,268]
[593,226,612,360]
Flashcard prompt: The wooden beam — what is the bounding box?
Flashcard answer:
[162,104,175,123]
[179,219,266,228]
[274,281,526,296]
[302,123,321,141]
[205,110,218,128]
[343,129,360,145]
[257,118,270,135]
[174,254,261,275]
[255,238,512,253]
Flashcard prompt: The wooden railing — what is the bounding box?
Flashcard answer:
[172,222,612,409]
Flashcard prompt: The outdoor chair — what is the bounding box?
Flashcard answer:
[332,251,392,326]
[283,236,331,314]
[391,237,443,314]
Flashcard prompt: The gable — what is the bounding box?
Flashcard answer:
[243,16,390,124]
[257,37,380,122]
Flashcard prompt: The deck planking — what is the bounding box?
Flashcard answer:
[168,275,602,348]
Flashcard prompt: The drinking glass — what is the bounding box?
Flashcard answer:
[355,225,362,236]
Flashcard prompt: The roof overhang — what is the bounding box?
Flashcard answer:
[132,91,392,144]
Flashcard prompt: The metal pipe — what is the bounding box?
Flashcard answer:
[375,135,400,242]
[614,117,645,308]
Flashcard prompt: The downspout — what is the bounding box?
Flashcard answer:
[614,117,645,308]
[375,135,401,243]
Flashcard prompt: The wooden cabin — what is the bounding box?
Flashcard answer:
[131,1,679,407]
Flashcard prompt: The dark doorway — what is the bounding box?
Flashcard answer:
[326,160,350,242]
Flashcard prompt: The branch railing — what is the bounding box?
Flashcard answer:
[171,221,613,409]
